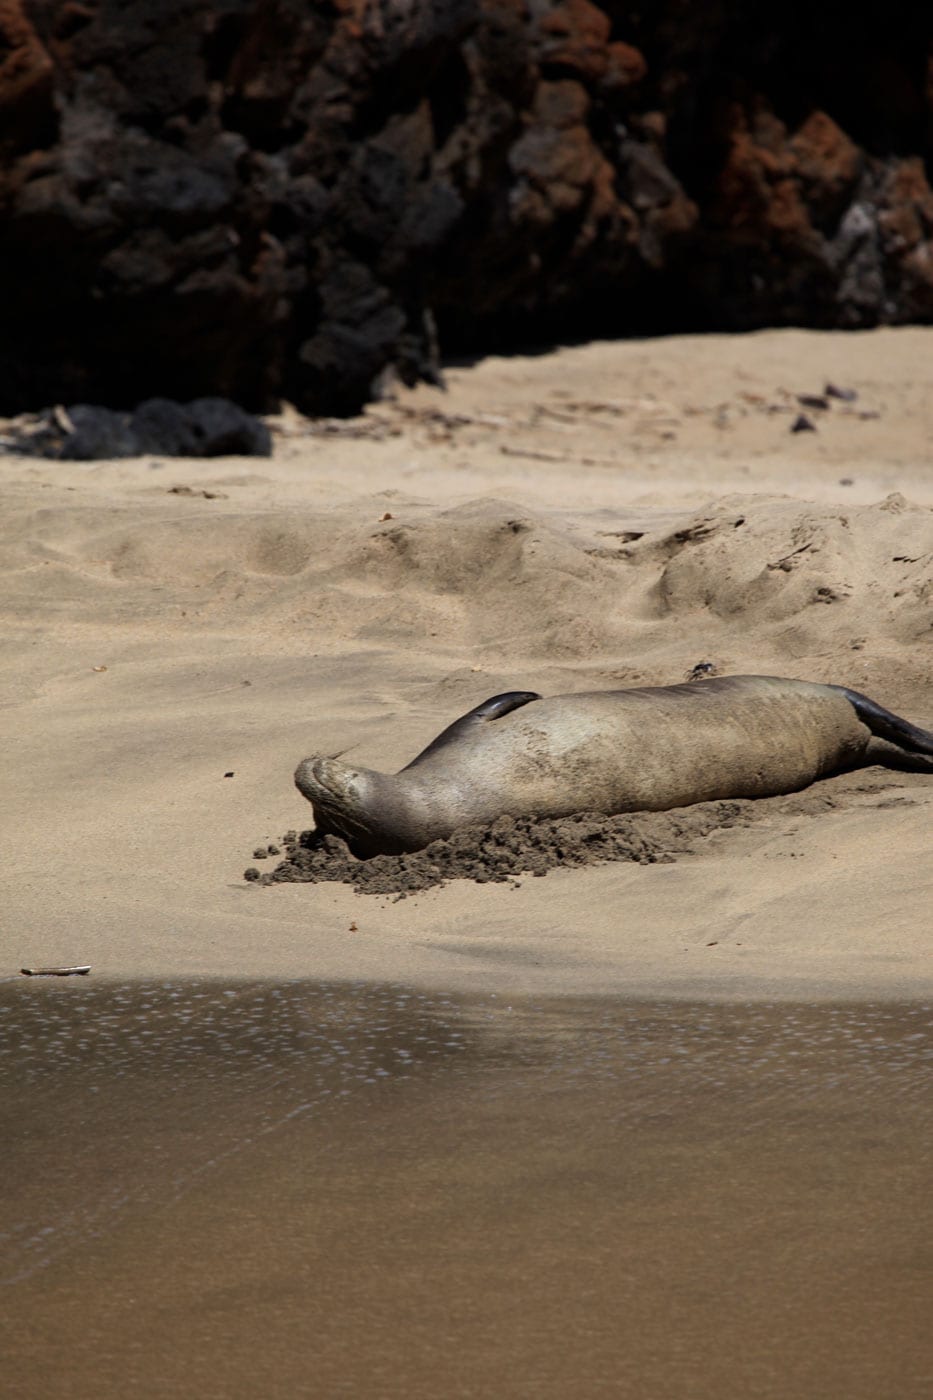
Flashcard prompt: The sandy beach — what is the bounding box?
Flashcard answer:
[3,326,932,1000]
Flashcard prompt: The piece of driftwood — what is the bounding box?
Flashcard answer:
[20,965,91,977]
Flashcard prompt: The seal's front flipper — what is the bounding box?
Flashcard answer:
[471,691,542,721]
[404,690,542,768]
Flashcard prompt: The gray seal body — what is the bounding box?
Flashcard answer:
[294,676,933,857]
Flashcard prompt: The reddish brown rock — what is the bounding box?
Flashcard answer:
[536,0,612,83]
[0,0,930,414]
[877,158,933,315]
[0,0,53,142]
[603,41,648,92]
[789,110,863,217]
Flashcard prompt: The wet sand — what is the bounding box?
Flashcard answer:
[3,979,932,1399]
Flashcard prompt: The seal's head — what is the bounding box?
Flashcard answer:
[294,756,369,848]
[294,756,417,851]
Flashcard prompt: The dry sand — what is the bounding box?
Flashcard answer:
[2,327,932,1000]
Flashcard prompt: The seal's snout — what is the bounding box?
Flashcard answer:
[294,755,351,804]
[294,755,317,803]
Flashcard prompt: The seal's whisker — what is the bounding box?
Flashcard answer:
[311,798,371,842]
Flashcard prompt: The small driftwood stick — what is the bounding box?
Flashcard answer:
[20,965,91,977]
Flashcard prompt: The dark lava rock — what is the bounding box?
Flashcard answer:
[1,1,931,416]
[3,398,271,459]
[58,406,140,461]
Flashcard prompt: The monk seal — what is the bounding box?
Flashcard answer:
[294,676,933,857]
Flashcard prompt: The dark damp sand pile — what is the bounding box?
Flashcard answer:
[244,793,836,895]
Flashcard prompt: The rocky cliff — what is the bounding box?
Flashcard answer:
[2,0,931,415]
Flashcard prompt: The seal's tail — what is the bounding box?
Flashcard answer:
[832,685,933,757]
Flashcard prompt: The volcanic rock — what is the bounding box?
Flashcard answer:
[0,0,930,416]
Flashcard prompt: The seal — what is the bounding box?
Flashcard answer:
[294,676,933,857]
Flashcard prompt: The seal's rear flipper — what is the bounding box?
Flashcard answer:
[862,738,933,773]
[405,691,542,767]
[832,685,933,760]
